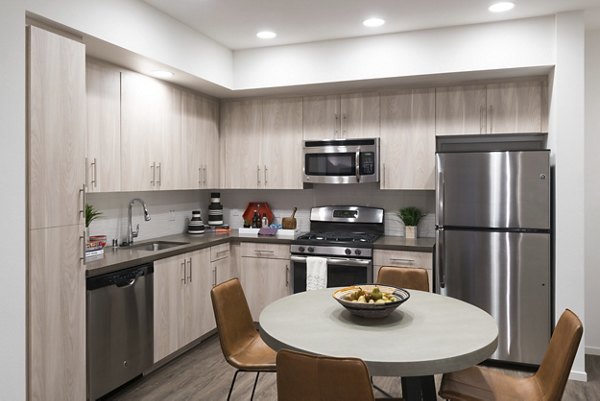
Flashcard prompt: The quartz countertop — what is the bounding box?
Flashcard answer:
[85,230,435,277]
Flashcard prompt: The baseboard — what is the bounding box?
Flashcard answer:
[568,370,588,382]
[586,345,600,356]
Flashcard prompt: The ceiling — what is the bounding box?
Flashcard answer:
[143,0,600,50]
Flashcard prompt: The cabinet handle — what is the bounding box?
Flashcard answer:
[488,105,493,134]
[389,257,415,265]
[187,257,192,282]
[257,165,261,186]
[199,167,202,186]
[91,158,97,187]
[255,250,275,255]
[150,162,156,186]
[157,162,162,186]
[203,166,207,185]
[213,266,217,287]
[264,165,268,186]
[181,260,187,284]
[80,230,86,262]
[79,184,86,220]
[216,250,229,258]
[286,264,289,287]
[334,113,339,137]
[342,114,347,137]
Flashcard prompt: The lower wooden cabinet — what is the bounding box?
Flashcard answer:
[373,249,433,292]
[153,248,211,363]
[240,243,291,321]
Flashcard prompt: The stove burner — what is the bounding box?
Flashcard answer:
[296,231,380,244]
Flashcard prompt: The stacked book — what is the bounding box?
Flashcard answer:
[86,237,106,258]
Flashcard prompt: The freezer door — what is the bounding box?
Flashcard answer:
[437,229,551,365]
[436,151,550,229]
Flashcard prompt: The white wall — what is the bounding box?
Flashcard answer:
[233,16,555,89]
[549,11,587,380]
[26,0,233,88]
[585,29,600,355]
[0,2,26,400]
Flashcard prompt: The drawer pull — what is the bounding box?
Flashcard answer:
[216,250,229,258]
[389,257,415,265]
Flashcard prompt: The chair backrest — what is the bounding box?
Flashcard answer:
[277,349,375,401]
[377,266,429,292]
[535,309,583,401]
[210,278,258,362]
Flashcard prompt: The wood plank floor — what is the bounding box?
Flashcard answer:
[105,335,600,400]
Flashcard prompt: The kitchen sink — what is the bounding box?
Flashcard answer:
[128,241,190,252]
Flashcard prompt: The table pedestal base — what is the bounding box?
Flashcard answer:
[401,376,436,401]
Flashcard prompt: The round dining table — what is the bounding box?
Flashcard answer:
[259,288,498,401]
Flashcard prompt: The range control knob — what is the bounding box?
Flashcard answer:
[345,248,352,255]
[298,246,305,252]
[355,249,362,256]
[307,247,315,253]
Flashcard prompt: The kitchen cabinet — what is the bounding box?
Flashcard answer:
[380,88,436,190]
[220,97,303,189]
[435,79,547,135]
[210,243,235,285]
[121,71,181,191]
[303,92,380,140]
[373,249,433,292]
[180,90,220,189]
[240,243,291,321]
[153,248,212,362]
[86,58,121,192]
[27,26,86,401]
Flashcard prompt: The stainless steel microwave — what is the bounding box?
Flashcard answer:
[303,138,379,184]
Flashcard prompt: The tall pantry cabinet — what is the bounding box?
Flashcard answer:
[27,26,87,401]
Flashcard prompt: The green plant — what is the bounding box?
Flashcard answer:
[85,203,102,228]
[398,207,423,226]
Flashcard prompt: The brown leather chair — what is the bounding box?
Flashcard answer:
[277,349,404,401]
[211,278,276,401]
[439,309,583,401]
[377,266,429,292]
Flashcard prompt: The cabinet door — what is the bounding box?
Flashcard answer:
[303,95,340,140]
[262,97,303,189]
[340,92,380,138]
[486,80,544,134]
[241,257,290,321]
[28,26,86,230]
[380,88,436,190]
[201,96,220,188]
[121,72,181,191]
[29,224,85,401]
[220,99,262,188]
[435,85,486,135]
[153,255,186,362]
[183,248,213,344]
[180,91,205,189]
[86,59,121,192]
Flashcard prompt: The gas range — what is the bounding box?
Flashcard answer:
[291,206,384,258]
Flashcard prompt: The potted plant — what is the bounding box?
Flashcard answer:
[85,203,102,229]
[398,207,423,239]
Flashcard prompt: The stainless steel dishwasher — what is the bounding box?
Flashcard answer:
[86,263,154,401]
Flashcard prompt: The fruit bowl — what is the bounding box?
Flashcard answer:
[332,284,410,318]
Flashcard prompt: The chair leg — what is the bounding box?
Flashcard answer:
[371,376,395,399]
[250,372,260,401]
[227,370,241,401]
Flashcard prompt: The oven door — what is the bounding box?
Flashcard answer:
[290,255,373,293]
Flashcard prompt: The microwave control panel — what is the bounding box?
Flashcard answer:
[360,152,376,175]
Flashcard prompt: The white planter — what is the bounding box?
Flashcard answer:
[405,225,417,239]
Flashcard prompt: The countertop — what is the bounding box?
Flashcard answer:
[85,230,435,277]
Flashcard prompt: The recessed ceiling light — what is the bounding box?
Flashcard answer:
[257,31,277,39]
[150,70,174,79]
[488,2,515,13]
[363,18,385,28]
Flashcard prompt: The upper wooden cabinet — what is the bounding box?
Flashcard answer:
[220,97,303,189]
[180,91,220,189]
[436,79,547,135]
[303,92,380,140]
[86,59,121,192]
[27,25,86,401]
[380,88,436,190]
[120,71,182,191]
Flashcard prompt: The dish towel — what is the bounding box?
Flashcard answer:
[306,256,328,291]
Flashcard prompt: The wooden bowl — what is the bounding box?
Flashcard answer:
[332,285,410,318]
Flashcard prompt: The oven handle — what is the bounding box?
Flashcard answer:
[355,150,360,183]
[291,255,371,267]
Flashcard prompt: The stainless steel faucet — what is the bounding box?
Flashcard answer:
[127,198,151,245]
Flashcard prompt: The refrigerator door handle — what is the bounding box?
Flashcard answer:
[436,229,445,290]
[436,168,444,226]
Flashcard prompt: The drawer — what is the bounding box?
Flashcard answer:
[374,249,432,269]
[240,242,290,260]
[210,243,230,262]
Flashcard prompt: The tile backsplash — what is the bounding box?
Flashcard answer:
[87,184,436,242]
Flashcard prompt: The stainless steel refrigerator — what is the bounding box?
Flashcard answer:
[435,150,551,366]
